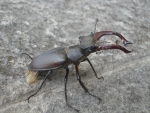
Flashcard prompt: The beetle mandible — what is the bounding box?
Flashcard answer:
[21,19,132,112]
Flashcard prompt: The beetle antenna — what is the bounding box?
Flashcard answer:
[94,18,99,34]
[20,52,33,59]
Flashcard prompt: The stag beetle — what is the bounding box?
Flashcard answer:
[21,19,132,112]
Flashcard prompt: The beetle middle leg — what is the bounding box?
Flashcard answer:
[64,67,79,112]
[27,70,51,102]
[83,58,104,80]
[75,65,102,102]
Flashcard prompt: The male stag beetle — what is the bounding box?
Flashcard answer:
[21,19,132,112]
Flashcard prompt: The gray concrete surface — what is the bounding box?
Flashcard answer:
[0,0,150,113]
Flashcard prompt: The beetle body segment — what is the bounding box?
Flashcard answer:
[28,32,115,71]
[67,45,87,64]
[29,43,93,71]
[29,47,68,71]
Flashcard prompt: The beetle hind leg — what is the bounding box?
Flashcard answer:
[64,67,79,112]
[75,65,102,102]
[26,71,51,102]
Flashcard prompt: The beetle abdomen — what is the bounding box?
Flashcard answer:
[29,47,67,71]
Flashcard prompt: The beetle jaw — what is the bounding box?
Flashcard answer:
[123,40,133,46]
[94,43,132,53]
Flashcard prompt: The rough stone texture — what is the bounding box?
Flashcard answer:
[0,0,150,113]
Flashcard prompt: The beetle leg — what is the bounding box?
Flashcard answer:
[83,58,104,80]
[26,71,51,102]
[64,67,79,112]
[75,65,102,102]
[20,52,33,59]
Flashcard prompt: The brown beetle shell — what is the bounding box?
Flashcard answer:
[28,47,67,71]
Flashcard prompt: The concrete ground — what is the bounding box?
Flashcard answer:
[0,0,150,113]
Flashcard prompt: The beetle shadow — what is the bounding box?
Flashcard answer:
[38,71,53,81]
[37,69,73,82]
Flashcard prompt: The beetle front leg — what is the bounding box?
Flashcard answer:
[75,65,102,102]
[26,71,51,102]
[84,58,104,80]
[64,67,79,112]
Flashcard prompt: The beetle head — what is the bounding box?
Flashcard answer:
[78,19,132,54]
[78,32,96,54]
[78,31,132,54]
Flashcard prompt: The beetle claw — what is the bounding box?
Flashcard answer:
[123,41,133,46]
[26,97,30,103]
[26,93,37,103]
[97,76,104,80]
